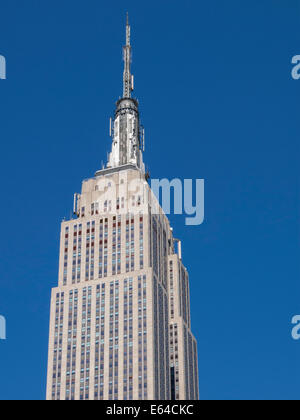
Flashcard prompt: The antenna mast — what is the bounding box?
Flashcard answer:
[123,13,133,98]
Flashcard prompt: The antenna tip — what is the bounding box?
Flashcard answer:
[126,12,129,25]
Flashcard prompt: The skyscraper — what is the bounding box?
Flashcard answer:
[46,15,199,401]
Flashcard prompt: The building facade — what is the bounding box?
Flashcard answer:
[46,16,199,401]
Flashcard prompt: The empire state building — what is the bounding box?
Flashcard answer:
[46,16,199,401]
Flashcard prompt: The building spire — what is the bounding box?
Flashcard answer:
[123,13,133,98]
[105,14,145,174]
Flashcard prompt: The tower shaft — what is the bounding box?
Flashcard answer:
[46,15,199,402]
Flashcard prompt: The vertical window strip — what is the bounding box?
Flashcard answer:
[123,278,128,399]
[126,215,130,273]
[170,260,174,319]
[114,281,119,399]
[108,282,114,399]
[108,280,119,400]
[94,283,105,400]
[80,287,92,400]
[99,219,103,278]
[52,292,64,400]
[112,217,117,275]
[131,217,135,272]
[138,276,143,399]
[139,216,144,269]
[143,275,148,399]
[170,323,179,399]
[158,284,165,399]
[77,224,82,283]
[104,219,108,277]
[63,227,69,286]
[90,221,95,281]
[72,225,77,285]
[117,215,121,274]
[128,278,133,399]
[85,222,90,281]
[65,289,78,400]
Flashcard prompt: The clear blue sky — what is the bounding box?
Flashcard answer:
[0,0,299,400]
